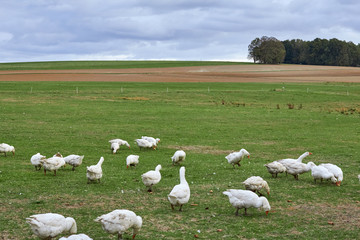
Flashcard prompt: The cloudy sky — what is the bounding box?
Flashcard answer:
[1,0,359,63]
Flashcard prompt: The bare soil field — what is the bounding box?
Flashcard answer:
[1,64,360,82]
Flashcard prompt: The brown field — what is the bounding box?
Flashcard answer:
[1,64,360,82]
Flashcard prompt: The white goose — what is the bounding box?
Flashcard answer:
[59,234,93,240]
[95,209,142,240]
[111,142,120,154]
[310,163,337,185]
[109,139,131,149]
[242,176,270,196]
[168,166,190,211]
[86,157,104,183]
[0,143,15,156]
[64,155,84,171]
[30,153,46,171]
[264,161,287,178]
[40,155,66,176]
[141,164,162,192]
[223,189,271,216]
[171,150,186,165]
[126,155,139,168]
[279,161,316,180]
[319,163,343,186]
[135,139,153,150]
[225,148,250,168]
[141,136,160,149]
[278,151,312,166]
[26,213,77,239]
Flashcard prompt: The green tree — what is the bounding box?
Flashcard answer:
[248,36,286,64]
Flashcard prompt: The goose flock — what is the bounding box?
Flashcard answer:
[0,140,350,239]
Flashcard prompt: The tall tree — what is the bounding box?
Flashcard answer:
[248,36,285,64]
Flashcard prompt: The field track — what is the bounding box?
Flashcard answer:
[1,64,360,82]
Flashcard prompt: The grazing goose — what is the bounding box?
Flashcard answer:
[64,155,84,171]
[111,142,120,154]
[310,163,337,185]
[40,156,66,176]
[168,166,190,211]
[141,136,160,149]
[225,148,250,168]
[171,150,186,165]
[264,161,287,178]
[109,139,131,149]
[278,152,312,166]
[26,213,77,239]
[242,176,270,196]
[0,143,15,156]
[135,139,153,150]
[319,163,343,186]
[86,157,104,183]
[126,155,139,168]
[95,209,142,240]
[59,234,93,240]
[30,153,46,171]
[279,161,316,180]
[223,189,271,216]
[141,164,162,192]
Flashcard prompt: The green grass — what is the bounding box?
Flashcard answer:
[0,81,359,239]
[0,60,251,71]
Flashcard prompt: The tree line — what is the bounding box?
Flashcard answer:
[248,36,360,66]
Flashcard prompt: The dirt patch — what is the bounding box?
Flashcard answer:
[1,65,360,83]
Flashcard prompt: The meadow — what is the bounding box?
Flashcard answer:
[0,74,360,239]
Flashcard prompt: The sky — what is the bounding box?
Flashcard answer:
[1,0,360,63]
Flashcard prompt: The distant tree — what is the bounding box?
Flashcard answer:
[248,36,286,64]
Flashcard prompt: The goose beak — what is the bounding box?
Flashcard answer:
[266,211,269,216]
[132,234,136,239]
[247,155,250,159]
[267,192,270,196]
[126,165,129,169]
[309,152,313,155]
[336,181,341,186]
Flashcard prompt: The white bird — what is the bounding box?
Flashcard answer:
[53,152,63,158]
[126,155,139,168]
[223,189,271,216]
[225,148,250,168]
[141,164,162,192]
[319,163,343,186]
[264,161,287,178]
[111,142,120,154]
[310,163,337,185]
[168,166,190,211]
[109,139,131,149]
[279,161,316,180]
[242,176,270,196]
[26,213,77,240]
[141,136,160,149]
[64,155,84,171]
[0,143,15,156]
[30,153,46,171]
[86,157,104,183]
[40,156,66,176]
[278,152,312,166]
[59,234,93,240]
[171,150,186,165]
[94,209,142,240]
[134,139,154,150]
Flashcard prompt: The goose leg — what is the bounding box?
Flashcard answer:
[235,208,240,216]
[179,205,183,212]
[244,208,248,216]
[118,233,123,240]
[44,168,46,175]
[72,166,75,171]
[171,204,174,210]
[148,186,152,193]
[54,170,56,176]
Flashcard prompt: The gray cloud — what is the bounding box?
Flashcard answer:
[1,0,360,62]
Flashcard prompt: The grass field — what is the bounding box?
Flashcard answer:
[0,77,360,239]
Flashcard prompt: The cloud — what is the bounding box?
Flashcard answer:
[1,0,360,62]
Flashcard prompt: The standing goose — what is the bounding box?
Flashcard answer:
[319,163,343,186]
[168,166,190,211]
[223,189,271,216]
[135,139,153,150]
[109,139,131,149]
[95,209,142,240]
[225,148,250,168]
[278,152,312,166]
[0,143,15,156]
[310,163,337,185]
[40,155,66,176]
[64,155,84,171]
[279,161,316,180]
[86,157,104,183]
[26,213,77,239]
[126,155,139,168]
[141,164,162,192]
[264,161,287,178]
[242,176,270,196]
[30,153,46,171]
[141,136,160,149]
[171,150,186,165]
